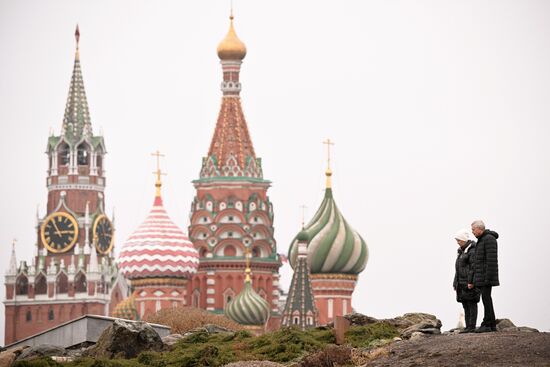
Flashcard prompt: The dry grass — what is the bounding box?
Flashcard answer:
[145,307,244,334]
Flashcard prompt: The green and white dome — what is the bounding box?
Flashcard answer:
[224,274,270,326]
[288,186,368,275]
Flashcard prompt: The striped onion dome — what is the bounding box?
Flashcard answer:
[117,193,199,280]
[288,185,368,275]
[112,295,139,320]
[225,276,270,326]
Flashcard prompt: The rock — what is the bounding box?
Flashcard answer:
[344,313,379,326]
[401,319,442,339]
[496,318,516,331]
[85,319,163,359]
[0,351,16,367]
[393,336,403,341]
[162,333,185,347]
[501,326,539,333]
[409,331,430,341]
[223,362,285,367]
[16,344,67,361]
[298,344,352,367]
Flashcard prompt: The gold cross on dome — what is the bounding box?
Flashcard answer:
[151,150,167,196]
[322,138,334,171]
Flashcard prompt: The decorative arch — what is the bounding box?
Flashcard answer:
[56,272,69,294]
[74,272,87,293]
[58,141,71,166]
[223,245,237,257]
[192,289,200,308]
[15,275,28,295]
[76,141,91,166]
[35,274,47,295]
[214,209,245,224]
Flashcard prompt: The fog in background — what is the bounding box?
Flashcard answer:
[1,0,549,344]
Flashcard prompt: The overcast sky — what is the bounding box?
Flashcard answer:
[1,0,549,344]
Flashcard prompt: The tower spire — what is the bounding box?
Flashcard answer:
[61,25,92,142]
[75,24,80,60]
[7,239,17,275]
[151,150,166,198]
[322,138,334,189]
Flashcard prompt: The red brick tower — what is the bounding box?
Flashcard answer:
[188,13,282,330]
[3,27,126,345]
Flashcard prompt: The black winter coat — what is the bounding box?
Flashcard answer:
[473,229,500,287]
[453,240,476,288]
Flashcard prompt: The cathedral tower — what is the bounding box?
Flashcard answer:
[288,141,369,325]
[3,27,125,345]
[188,14,281,329]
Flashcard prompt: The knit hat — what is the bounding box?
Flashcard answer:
[454,228,470,242]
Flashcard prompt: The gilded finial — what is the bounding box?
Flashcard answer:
[12,238,17,249]
[217,6,247,60]
[230,0,234,20]
[75,24,80,60]
[245,247,251,282]
[322,138,334,188]
[151,150,166,197]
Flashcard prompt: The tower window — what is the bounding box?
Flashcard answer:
[77,143,90,165]
[228,216,234,221]
[228,232,233,237]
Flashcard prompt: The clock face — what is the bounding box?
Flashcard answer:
[93,214,114,254]
[41,212,79,253]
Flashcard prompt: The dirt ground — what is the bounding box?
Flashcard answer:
[364,332,550,367]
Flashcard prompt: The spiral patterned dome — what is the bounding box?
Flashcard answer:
[117,195,199,280]
[288,188,368,275]
[225,278,270,326]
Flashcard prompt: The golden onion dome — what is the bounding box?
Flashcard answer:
[217,15,247,60]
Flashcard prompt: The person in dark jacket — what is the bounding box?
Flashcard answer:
[453,228,479,333]
[471,220,499,332]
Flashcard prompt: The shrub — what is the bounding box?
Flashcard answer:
[145,307,243,334]
[344,322,399,348]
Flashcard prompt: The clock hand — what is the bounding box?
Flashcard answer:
[52,220,62,237]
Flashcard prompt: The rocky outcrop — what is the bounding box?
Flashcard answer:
[343,312,442,340]
[84,319,163,359]
[16,345,67,361]
[183,324,234,337]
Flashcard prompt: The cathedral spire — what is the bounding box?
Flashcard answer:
[323,138,334,189]
[199,13,263,179]
[61,25,92,143]
[7,239,17,275]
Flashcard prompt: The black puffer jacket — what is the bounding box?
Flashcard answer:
[453,240,476,289]
[473,229,500,287]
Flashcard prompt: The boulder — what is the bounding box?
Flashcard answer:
[343,313,379,326]
[501,326,539,333]
[16,344,67,361]
[496,318,516,331]
[409,331,430,341]
[401,319,442,339]
[85,319,163,359]
[183,324,234,337]
[0,351,16,367]
[162,333,185,347]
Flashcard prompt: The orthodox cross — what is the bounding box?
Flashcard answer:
[322,138,334,170]
[151,150,166,196]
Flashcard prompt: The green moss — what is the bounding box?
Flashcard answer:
[14,358,62,367]
[344,322,399,348]
[50,322,398,367]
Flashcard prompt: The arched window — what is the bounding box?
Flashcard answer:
[192,289,200,308]
[48,308,54,321]
[15,275,28,295]
[77,143,90,165]
[223,245,236,257]
[223,288,236,308]
[74,272,87,293]
[252,247,261,258]
[26,309,32,322]
[56,273,68,294]
[58,143,70,166]
[35,274,47,295]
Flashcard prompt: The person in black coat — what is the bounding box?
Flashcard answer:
[471,220,499,332]
[453,228,479,333]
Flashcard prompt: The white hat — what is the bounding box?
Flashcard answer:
[454,229,470,242]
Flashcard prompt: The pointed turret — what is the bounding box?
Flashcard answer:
[282,231,318,329]
[7,240,18,276]
[198,13,263,180]
[60,25,93,143]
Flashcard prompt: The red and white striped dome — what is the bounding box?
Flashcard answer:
[117,196,199,280]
